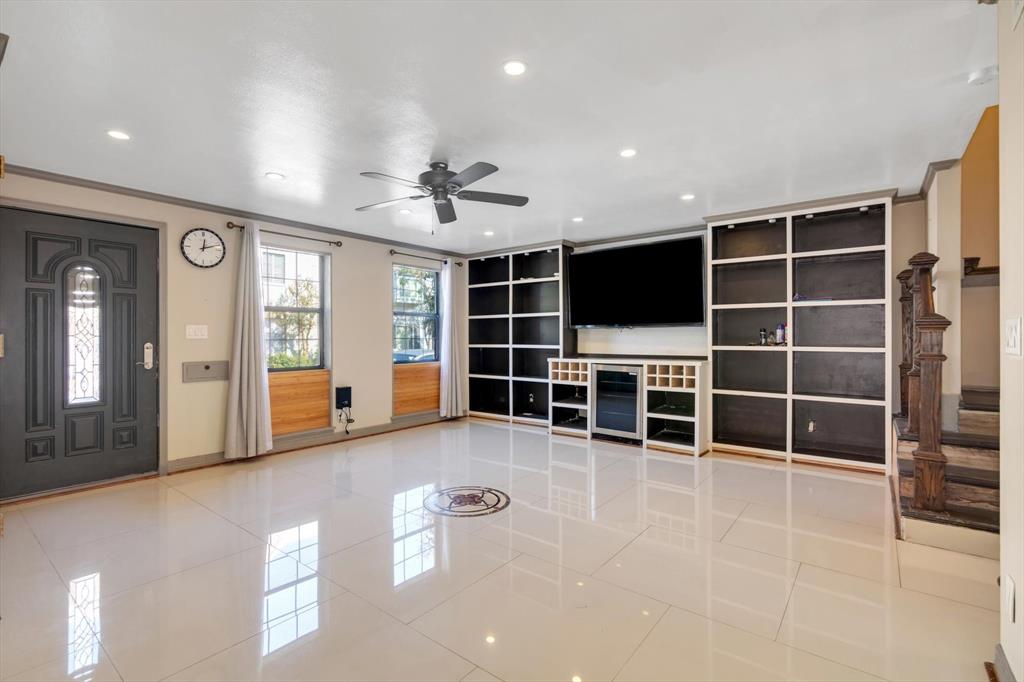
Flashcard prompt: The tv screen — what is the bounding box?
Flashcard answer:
[568,236,705,327]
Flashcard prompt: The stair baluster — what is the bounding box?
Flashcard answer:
[897,269,914,417]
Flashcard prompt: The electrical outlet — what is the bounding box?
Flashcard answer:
[1006,317,1022,356]
[185,324,209,340]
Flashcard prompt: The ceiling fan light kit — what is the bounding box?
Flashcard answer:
[356,161,529,224]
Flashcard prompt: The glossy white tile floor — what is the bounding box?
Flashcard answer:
[0,419,999,682]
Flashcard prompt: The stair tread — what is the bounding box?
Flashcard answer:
[893,417,999,450]
[959,388,1000,412]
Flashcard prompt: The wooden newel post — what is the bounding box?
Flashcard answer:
[907,253,938,435]
[912,311,951,510]
[907,252,948,512]
[897,269,914,417]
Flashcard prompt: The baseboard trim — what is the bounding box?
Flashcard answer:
[995,644,1017,682]
[165,412,453,475]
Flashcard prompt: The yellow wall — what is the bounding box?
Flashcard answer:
[961,105,1000,268]
[0,173,467,463]
[998,1,1024,677]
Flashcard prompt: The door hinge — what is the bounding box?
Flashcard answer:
[0,333,5,358]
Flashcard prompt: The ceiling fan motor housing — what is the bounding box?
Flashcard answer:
[419,162,458,201]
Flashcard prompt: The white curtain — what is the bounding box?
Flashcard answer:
[439,260,464,418]
[225,221,274,458]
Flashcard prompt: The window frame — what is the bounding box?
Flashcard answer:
[392,264,441,365]
[261,245,327,372]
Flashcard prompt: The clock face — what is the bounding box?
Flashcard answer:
[180,228,226,268]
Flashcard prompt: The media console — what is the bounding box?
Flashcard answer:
[546,357,710,456]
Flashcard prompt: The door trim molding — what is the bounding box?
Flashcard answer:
[0,197,170,476]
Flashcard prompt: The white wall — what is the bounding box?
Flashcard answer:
[998,0,1024,676]
[577,325,707,357]
[926,165,963,429]
[0,173,466,464]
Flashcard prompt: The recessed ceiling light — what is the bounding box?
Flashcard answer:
[619,148,637,158]
[106,130,131,140]
[502,60,527,76]
[484,230,495,236]
[571,216,584,223]
[264,171,286,181]
[485,635,496,644]
[399,208,412,215]
[680,193,695,202]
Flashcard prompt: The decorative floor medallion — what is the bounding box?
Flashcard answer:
[423,486,511,517]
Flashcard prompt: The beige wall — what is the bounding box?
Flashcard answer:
[0,173,467,464]
[962,285,1001,388]
[998,0,1024,677]
[962,105,1000,268]
[891,199,928,406]
[926,164,963,429]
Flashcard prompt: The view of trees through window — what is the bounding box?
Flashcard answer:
[261,247,324,369]
[393,265,439,363]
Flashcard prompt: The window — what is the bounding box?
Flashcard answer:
[66,264,102,405]
[392,265,439,363]
[261,246,324,370]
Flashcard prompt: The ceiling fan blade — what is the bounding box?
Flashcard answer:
[455,190,529,207]
[448,162,498,189]
[359,172,426,192]
[435,199,457,224]
[354,195,423,212]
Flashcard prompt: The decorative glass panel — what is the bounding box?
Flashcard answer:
[66,265,102,405]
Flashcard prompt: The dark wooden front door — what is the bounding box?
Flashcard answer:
[0,207,159,499]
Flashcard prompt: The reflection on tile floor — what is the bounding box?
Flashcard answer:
[0,419,999,681]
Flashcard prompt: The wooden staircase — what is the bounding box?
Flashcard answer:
[893,254,999,539]
[959,387,1000,437]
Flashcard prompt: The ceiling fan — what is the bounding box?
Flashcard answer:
[355,161,529,224]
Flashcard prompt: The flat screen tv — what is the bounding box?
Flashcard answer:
[568,236,705,327]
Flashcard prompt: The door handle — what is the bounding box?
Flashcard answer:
[136,342,154,370]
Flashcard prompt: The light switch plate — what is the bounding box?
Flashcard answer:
[185,324,208,340]
[1006,317,1022,356]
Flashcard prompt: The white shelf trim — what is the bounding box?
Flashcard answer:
[468,314,510,319]
[551,402,588,410]
[645,411,695,423]
[791,244,886,259]
[711,302,788,310]
[791,394,885,406]
[467,281,510,289]
[512,344,560,349]
[468,373,510,380]
[511,312,560,318]
[791,298,885,307]
[512,276,560,284]
[511,376,549,383]
[793,346,885,353]
[645,440,695,452]
[710,253,787,265]
[711,388,787,399]
[711,345,789,351]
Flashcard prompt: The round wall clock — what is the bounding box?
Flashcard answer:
[180,228,226,268]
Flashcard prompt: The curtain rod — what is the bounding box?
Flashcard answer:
[389,248,463,266]
[226,221,343,247]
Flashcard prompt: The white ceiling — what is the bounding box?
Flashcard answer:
[0,1,997,253]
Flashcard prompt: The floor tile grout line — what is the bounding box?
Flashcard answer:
[773,561,803,642]
[152,591,351,681]
[589,522,653,577]
[716,500,751,541]
[1,509,128,682]
[609,601,672,682]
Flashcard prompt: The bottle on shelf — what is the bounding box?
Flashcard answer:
[776,323,786,345]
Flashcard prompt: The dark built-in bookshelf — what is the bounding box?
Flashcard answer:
[709,200,890,467]
[467,247,576,423]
